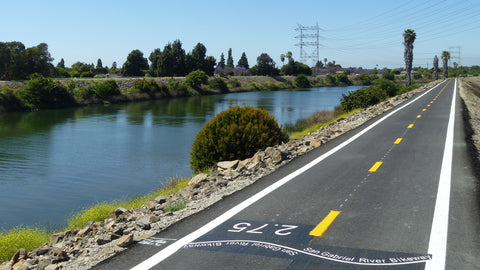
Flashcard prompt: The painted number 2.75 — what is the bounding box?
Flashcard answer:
[228,222,298,236]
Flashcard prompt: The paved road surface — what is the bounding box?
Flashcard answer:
[94,79,480,269]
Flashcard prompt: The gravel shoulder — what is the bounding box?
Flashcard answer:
[458,77,480,176]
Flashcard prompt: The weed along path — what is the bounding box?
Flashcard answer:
[93,80,480,270]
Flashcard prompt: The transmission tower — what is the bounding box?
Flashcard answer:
[448,46,461,66]
[295,23,321,66]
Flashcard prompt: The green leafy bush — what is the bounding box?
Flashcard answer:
[167,78,188,95]
[190,106,288,173]
[353,73,376,85]
[381,71,395,81]
[208,77,228,92]
[227,78,241,88]
[340,87,388,111]
[18,75,74,109]
[132,78,169,96]
[80,71,95,78]
[73,86,95,100]
[373,78,400,97]
[294,74,311,88]
[0,87,24,112]
[93,79,120,100]
[184,70,208,89]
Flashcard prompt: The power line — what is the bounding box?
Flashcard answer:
[295,23,321,66]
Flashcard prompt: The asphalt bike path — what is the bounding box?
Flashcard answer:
[94,79,479,269]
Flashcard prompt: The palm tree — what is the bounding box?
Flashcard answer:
[280,54,285,66]
[286,51,293,64]
[324,58,327,68]
[442,51,450,79]
[433,55,439,80]
[403,29,416,86]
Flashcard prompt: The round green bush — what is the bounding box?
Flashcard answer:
[190,106,288,173]
[208,77,228,92]
[294,74,311,88]
[94,79,120,100]
[184,70,208,89]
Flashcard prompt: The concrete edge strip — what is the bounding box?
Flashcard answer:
[424,78,456,270]
[131,81,445,270]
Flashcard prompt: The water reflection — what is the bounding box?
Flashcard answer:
[0,86,362,230]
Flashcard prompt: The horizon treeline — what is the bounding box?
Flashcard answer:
[1,40,480,81]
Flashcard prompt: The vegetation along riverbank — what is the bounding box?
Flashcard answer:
[0,70,431,113]
[0,74,440,267]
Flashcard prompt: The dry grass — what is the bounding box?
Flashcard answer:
[461,77,480,98]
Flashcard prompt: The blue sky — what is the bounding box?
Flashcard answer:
[2,0,479,69]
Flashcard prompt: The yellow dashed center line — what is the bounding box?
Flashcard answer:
[417,115,422,118]
[422,109,426,111]
[427,104,431,107]
[430,101,434,104]
[310,210,341,237]
[408,124,414,128]
[394,138,403,144]
[368,161,383,172]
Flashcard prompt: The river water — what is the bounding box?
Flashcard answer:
[0,86,362,230]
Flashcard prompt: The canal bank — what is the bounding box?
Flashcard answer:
[0,85,363,231]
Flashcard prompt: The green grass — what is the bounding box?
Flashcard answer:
[0,176,190,263]
[0,226,50,262]
[164,199,188,212]
[67,177,190,230]
[289,109,361,140]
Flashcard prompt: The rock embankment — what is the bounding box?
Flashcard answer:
[0,81,442,270]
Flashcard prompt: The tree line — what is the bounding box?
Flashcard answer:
[0,39,329,81]
[1,38,478,82]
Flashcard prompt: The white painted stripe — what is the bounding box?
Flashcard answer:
[424,79,456,270]
[131,82,444,270]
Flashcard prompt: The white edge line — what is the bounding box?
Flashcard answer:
[131,82,444,270]
[424,79,456,270]
[185,240,432,266]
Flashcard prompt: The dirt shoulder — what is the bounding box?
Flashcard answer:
[458,77,480,176]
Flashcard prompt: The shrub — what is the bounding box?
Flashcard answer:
[73,86,95,100]
[184,70,208,89]
[93,79,120,100]
[69,71,80,78]
[208,77,228,92]
[353,73,376,85]
[335,73,352,86]
[80,71,95,78]
[132,78,168,96]
[373,78,400,97]
[227,78,241,88]
[190,106,288,173]
[294,74,311,88]
[263,81,279,90]
[167,78,188,95]
[324,74,336,85]
[382,71,395,81]
[18,75,74,109]
[0,87,24,112]
[0,226,50,262]
[340,86,388,111]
